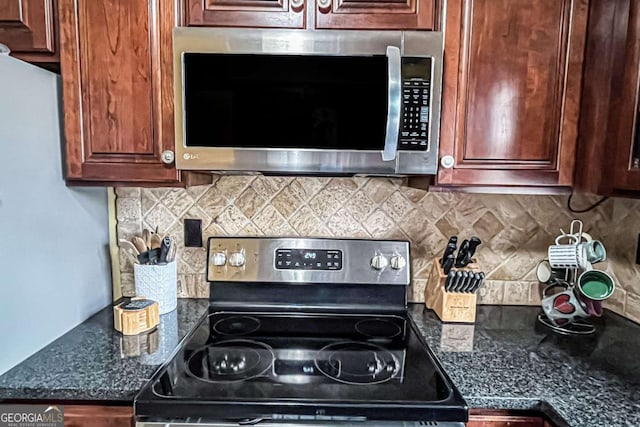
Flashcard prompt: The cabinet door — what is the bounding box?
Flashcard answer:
[59,0,179,184]
[64,405,133,427]
[438,0,588,188]
[0,0,57,62]
[610,0,640,191]
[315,0,436,30]
[467,414,544,427]
[184,0,306,28]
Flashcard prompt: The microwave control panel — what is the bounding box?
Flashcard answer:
[400,79,430,151]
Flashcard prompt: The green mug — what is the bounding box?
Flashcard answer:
[577,270,615,301]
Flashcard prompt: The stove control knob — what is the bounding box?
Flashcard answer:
[390,255,406,270]
[229,251,246,267]
[370,254,388,271]
[211,251,227,266]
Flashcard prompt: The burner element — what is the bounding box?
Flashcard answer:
[187,339,274,383]
[213,316,261,336]
[355,318,403,338]
[314,341,400,385]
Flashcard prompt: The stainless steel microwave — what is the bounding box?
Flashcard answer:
[173,28,443,175]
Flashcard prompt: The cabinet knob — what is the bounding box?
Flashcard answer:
[161,150,175,165]
[440,155,455,169]
[290,0,304,12]
[317,0,331,13]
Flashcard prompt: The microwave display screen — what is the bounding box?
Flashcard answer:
[183,53,388,150]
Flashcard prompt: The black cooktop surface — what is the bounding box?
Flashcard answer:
[135,309,467,422]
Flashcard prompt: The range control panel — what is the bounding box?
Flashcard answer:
[206,237,410,286]
[276,249,343,271]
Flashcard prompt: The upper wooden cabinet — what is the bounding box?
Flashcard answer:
[59,0,179,184]
[576,0,640,195]
[184,0,306,28]
[184,0,436,30]
[437,0,588,188]
[0,0,58,63]
[314,0,436,30]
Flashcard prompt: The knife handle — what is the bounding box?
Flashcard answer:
[159,236,171,264]
[445,270,456,292]
[442,254,455,274]
[455,239,470,268]
[466,236,482,260]
[440,242,457,266]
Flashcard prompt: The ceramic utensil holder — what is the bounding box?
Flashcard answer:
[134,261,177,314]
[424,258,480,323]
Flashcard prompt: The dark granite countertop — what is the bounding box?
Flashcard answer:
[409,305,640,427]
[0,299,209,402]
[1,302,638,426]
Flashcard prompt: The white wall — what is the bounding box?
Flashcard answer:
[0,55,111,374]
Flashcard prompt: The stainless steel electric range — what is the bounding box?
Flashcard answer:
[135,237,468,427]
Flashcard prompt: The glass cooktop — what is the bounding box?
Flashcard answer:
[135,310,467,423]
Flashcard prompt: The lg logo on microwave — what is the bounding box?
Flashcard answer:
[183,152,200,160]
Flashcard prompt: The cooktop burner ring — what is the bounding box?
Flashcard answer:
[354,318,403,338]
[213,315,261,336]
[314,341,400,385]
[186,339,274,383]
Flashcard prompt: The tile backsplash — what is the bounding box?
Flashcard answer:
[115,176,640,323]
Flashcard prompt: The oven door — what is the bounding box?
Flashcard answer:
[173,28,442,175]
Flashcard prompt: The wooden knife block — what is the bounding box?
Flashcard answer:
[424,257,480,323]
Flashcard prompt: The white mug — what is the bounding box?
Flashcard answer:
[548,244,592,271]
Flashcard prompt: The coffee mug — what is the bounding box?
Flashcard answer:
[579,240,606,264]
[548,244,592,270]
[580,295,603,317]
[541,285,589,327]
[577,270,615,301]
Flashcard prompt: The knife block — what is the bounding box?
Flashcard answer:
[424,258,480,323]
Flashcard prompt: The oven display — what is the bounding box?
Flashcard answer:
[275,249,342,270]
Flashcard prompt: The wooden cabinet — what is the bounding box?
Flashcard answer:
[184,0,306,28]
[314,0,436,30]
[0,0,58,63]
[467,410,546,427]
[576,0,640,194]
[59,0,179,184]
[184,0,436,30]
[64,405,133,427]
[438,0,588,188]
[467,416,543,427]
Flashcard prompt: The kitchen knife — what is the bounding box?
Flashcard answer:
[464,271,475,292]
[455,239,471,268]
[442,253,455,275]
[466,236,482,261]
[159,236,172,264]
[453,271,464,292]
[457,271,469,292]
[473,272,485,293]
[445,270,456,292]
[440,238,458,266]
[461,272,473,293]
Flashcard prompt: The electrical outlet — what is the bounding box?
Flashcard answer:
[184,218,203,247]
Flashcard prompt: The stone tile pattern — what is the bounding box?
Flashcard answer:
[115,177,640,323]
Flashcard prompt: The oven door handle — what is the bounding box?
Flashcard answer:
[382,46,401,162]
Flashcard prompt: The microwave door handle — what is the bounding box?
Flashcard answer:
[382,46,401,161]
